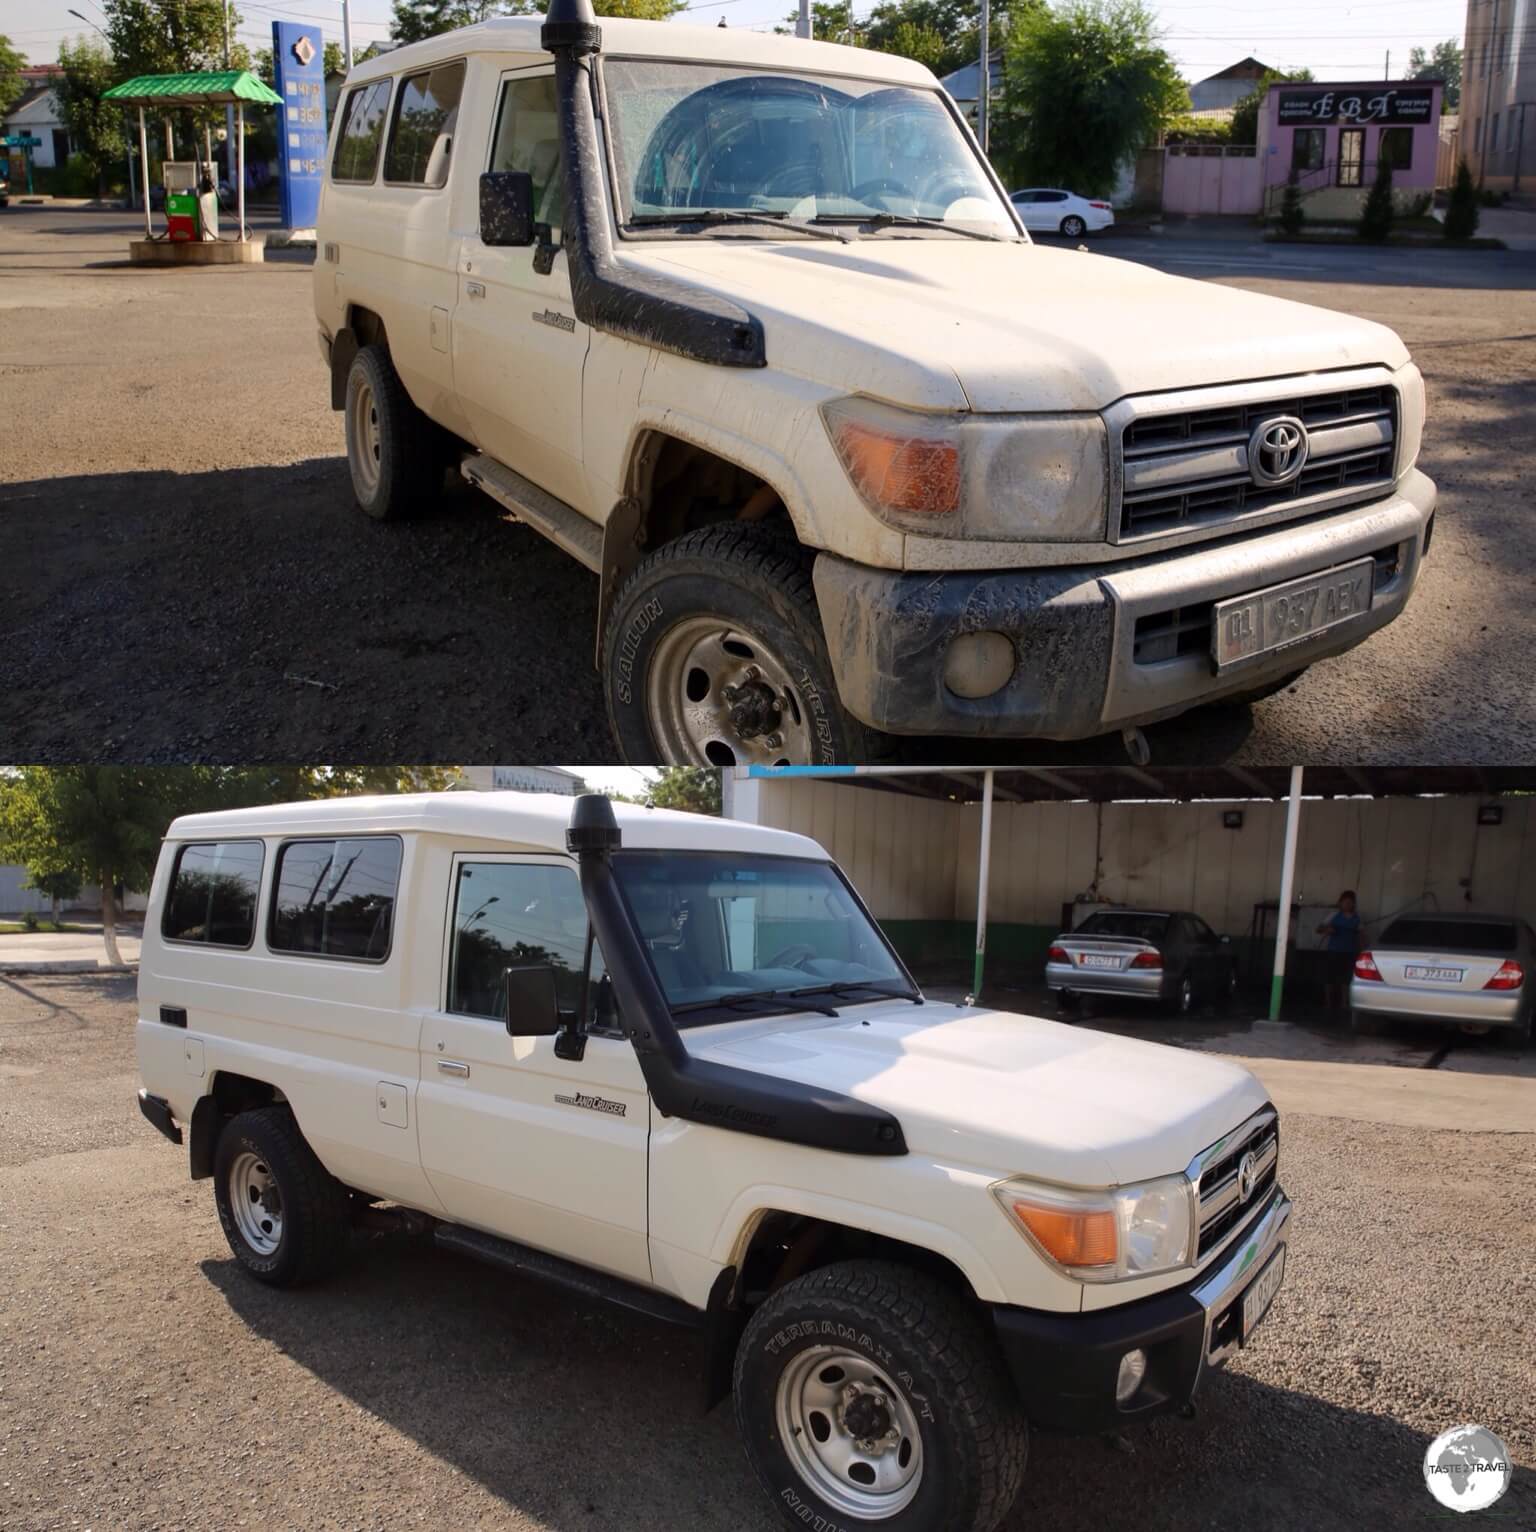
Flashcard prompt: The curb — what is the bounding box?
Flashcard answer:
[0,960,138,975]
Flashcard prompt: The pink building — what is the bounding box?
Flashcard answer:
[1256,79,1445,219]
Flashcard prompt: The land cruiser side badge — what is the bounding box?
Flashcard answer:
[554,1090,627,1117]
[533,308,576,334]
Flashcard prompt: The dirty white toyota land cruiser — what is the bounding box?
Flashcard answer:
[314,0,1433,767]
[138,791,1291,1532]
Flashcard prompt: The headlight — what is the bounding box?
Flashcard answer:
[991,1173,1193,1282]
[821,395,1108,541]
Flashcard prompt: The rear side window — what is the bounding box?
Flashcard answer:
[269,837,403,961]
[1380,918,1517,953]
[384,60,465,188]
[162,841,264,948]
[333,79,393,183]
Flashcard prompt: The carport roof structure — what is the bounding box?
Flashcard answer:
[101,72,283,108]
[742,764,1536,805]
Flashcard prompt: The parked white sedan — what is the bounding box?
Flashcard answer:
[1010,188,1116,237]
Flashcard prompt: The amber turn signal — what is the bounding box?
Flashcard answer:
[831,418,961,515]
[1006,1199,1118,1269]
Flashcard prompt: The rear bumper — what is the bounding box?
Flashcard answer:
[813,472,1433,739]
[137,1088,182,1146]
[1350,981,1525,1027]
[1045,960,1164,1000]
[991,1186,1291,1434]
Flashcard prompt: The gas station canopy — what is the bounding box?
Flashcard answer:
[102,71,283,109]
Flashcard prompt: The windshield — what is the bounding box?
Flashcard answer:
[603,58,1015,236]
[611,849,914,1021]
[1075,912,1170,943]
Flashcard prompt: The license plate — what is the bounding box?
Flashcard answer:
[1078,954,1121,969]
[1405,964,1465,982]
[1213,558,1374,669]
[1241,1247,1286,1341]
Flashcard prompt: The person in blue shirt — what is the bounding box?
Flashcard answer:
[1316,890,1363,1016]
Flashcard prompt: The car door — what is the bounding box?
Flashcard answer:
[1184,915,1221,996]
[452,67,591,510]
[1012,190,1044,230]
[415,852,653,1285]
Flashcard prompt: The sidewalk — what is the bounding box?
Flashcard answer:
[0,923,141,972]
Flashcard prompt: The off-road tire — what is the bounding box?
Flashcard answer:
[344,343,446,520]
[1060,214,1087,238]
[734,1261,1028,1532]
[602,522,896,766]
[213,1106,352,1286]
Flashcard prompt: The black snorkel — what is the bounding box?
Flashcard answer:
[567,793,907,1156]
[542,0,768,368]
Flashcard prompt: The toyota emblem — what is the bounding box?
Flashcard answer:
[1237,1149,1258,1203]
[1248,415,1309,487]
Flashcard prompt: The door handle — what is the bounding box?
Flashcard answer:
[465,280,486,299]
[437,1060,470,1077]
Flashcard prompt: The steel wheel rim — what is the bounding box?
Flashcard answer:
[775,1346,924,1520]
[1180,977,1195,1012]
[349,378,382,498]
[229,1150,284,1255]
[1063,216,1085,237]
[645,616,813,766]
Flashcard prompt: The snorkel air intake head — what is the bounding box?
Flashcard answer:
[542,0,602,56]
[567,793,622,857]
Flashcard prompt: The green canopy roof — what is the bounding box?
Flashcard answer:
[103,71,284,108]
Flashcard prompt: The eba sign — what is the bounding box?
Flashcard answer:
[1277,87,1435,127]
[272,20,327,230]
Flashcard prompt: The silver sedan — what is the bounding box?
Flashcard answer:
[1349,912,1534,1041]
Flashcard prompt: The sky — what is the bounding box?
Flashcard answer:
[4,0,1466,85]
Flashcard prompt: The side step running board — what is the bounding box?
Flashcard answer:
[434,1223,703,1329]
[461,453,603,573]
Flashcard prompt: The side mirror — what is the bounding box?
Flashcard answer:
[480,170,535,247]
[505,965,563,1036]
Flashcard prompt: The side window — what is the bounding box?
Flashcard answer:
[162,841,264,948]
[384,60,466,188]
[487,74,565,241]
[268,837,402,961]
[448,861,604,1021]
[333,79,393,183]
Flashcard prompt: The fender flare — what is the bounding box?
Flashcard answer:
[329,326,360,410]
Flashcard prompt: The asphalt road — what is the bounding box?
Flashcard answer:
[0,972,1531,1531]
[2,207,1534,765]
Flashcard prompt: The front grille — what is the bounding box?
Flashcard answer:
[1132,542,1406,666]
[1194,1113,1279,1261]
[1117,383,1398,541]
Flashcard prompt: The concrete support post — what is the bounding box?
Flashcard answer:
[137,108,152,238]
[972,769,995,1002]
[236,102,246,240]
[1269,765,1304,1021]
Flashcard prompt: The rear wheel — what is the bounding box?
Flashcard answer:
[603,523,895,766]
[735,1262,1027,1532]
[1060,214,1087,238]
[213,1106,352,1286]
[1168,972,1196,1015]
[344,344,447,520]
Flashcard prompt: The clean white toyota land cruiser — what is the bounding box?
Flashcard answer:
[313,0,1434,767]
[137,790,1291,1532]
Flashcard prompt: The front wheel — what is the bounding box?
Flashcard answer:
[1060,214,1087,238]
[1167,972,1196,1015]
[735,1262,1028,1532]
[602,523,894,766]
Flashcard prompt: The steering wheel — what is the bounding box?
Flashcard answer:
[761,159,823,199]
[764,943,818,970]
[849,177,915,209]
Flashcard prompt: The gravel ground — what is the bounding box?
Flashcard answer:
[1,974,1531,1531]
[1,209,1534,764]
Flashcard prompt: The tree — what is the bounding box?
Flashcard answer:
[55,37,126,198]
[1358,156,1394,242]
[780,0,1039,77]
[103,0,232,78]
[1443,156,1479,240]
[0,34,26,119]
[1277,170,1304,235]
[1228,67,1313,146]
[1407,38,1460,110]
[993,0,1185,194]
[25,869,83,924]
[641,767,722,817]
[391,0,680,45]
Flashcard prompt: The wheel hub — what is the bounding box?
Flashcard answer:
[839,1385,899,1452]
[721,668,783,741]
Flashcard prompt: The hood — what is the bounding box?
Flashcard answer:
[618,239,1410,412]
[688,1000,1270,1184]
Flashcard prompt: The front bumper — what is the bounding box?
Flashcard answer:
[1045,960,1164,1001]
[990,1186,1291,1434]
[1350,980,1526,1028]
[813,472,1434,739]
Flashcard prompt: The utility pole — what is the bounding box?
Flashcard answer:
[796,0,810,38]
[223,0,235,201]
[978,0,991,154]
[342,0,354,71]
[1384,47,1390,81]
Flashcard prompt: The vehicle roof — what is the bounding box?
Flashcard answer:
[344,17,937,89]
[165,791,830,860]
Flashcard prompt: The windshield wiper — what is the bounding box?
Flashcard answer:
[811,212,1010,242]
[627,210,850,243]
[673,989,840,1019]
[789,980,924,1006]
